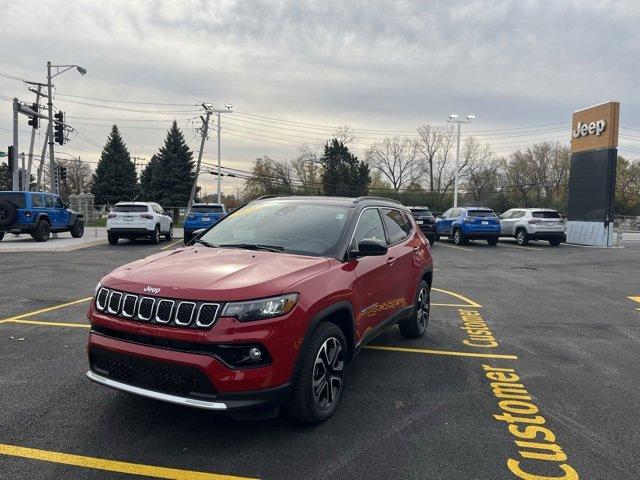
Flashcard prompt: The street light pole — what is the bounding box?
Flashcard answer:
[447,114,475,207]
[214,104,233,204]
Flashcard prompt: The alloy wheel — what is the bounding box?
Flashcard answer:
[312,337,344,410]
[416,287,430,330]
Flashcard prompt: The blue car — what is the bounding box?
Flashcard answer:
[183,203,227,243]
[435,207,501,246]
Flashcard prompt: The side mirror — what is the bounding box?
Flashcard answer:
[64,202,70,209]
[350,238,388,258]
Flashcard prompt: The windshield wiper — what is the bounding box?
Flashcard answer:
[193,238,218,248]
[219,243,285,252]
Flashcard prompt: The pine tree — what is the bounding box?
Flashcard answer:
[320,139,370,197]
[152,121,195,207]
[91,125,139,205]
[0,162,10,190]
[140,154,161,201]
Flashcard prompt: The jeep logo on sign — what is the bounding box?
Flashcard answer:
[144,285,161,294]
[572,119,606,138]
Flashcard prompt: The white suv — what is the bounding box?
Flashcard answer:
[499,208,566,246]
[106,202,173,245]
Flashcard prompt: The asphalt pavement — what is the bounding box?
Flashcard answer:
[1,236,639,479]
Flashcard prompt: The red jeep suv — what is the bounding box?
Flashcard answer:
[87,196,433,423]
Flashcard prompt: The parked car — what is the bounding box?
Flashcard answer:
[499,208,565,246]
[408,206,437,245]
[183,203,227,244]
[106,202,173,245]
[0,191,84,242]
[87,196,433,423]
[435,206,501,245]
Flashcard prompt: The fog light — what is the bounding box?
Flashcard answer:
[249,347,262,360]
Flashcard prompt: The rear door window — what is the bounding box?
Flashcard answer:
[532,211,561,218]
[381,208,411,244]
[31,195,44,208]
[467,210,496,218]
[352,208,385,250]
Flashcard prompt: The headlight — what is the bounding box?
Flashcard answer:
[222,294,298,322]
[94,282,102,297]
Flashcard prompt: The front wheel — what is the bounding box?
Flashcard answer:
[453,228,466,245]
[487,236,499,246]
[549,238,562,247]
[165,224,173,241]
[286,322,347,424]
[399,280,430,338]
[70,220,84,238]
[428,236,435,246]
[150,225,160,245]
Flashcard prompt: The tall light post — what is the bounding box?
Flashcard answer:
[214,104,233,203]
[46,61,87,193]
[447,113,475,207]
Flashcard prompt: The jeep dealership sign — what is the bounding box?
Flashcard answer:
[572,119,606,139]
[570,101,619,154]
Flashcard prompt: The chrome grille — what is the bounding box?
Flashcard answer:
[93,288,220,329]
[122,294,137,318]
[155,299,174,324]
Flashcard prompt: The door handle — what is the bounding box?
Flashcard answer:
[386,256,396,264]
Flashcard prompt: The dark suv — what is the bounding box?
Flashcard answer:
[0,191,84,242]
[409,206,437,244]
[86,196,433,423]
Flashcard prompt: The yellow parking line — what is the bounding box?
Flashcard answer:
[8,319,90,328]
[0,297,92,323]
[432,288,483,308]
[161,239,183,250]
[436,242,475,252]
[364,345,517,360]
[0,443,256,480]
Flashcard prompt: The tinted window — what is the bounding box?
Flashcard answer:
[31,195,44,208]
[351,208,385,250]
[192,206,225,214]
[532,211,561,218]
[467,210,496,218]
[200,202,350,257]
[44,195,54,208]
[55,197,64,209]
[381,208,411,244]
[113,205,149,213]
[0,193,26,208]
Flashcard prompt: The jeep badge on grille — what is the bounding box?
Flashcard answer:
[144,285,161,294]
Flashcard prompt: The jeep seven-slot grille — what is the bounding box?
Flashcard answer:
[94,287,220,330]
[90,346,217,399]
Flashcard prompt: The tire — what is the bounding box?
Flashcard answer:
[453,228,466,245]
[107,233,119,245]
[399,280,430,338]
[70,220,84,238]
[31,220,50,242]
[487,236,499,246]
[286,322,347,424]
[164,224,173,241]
[184,231,192,244]
[150,225,160,245]
[0,201,17,227]
[549,238,561,247]
[0,232,4,242]
[516,228,529,246]
[434,233,440,242]
[428,236,435,246]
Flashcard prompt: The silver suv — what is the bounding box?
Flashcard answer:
[499,208,565,246]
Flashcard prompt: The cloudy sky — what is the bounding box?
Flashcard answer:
[1,0,639,196]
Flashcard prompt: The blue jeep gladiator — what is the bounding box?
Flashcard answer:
[183,203,227,243]
[0,191,85,242]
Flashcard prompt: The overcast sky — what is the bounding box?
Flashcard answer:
[1,0,639,196]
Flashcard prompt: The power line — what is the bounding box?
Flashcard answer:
[55,92,196,107]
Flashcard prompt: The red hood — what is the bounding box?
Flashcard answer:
[101,246,330,301]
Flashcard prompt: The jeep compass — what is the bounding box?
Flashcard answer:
[87,196,433,423]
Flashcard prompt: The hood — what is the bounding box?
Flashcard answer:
[102,246,330,301]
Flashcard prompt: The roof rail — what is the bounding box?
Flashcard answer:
[352,196,402,205]
[255,195,282,200]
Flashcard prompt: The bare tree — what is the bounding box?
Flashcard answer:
[242,156,294,199]
[290,155,321,194]
[59,159,93,199]
[366,136,420,192]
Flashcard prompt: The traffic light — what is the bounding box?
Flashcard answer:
[59,165,67,181]
[27,103,39,129]
[54,111,65,145]
[7,146,14,172]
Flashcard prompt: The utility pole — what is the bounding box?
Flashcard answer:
[26,83,45,190]
[214,104,233,203]
[447,113,475,207]
[46,61,56,194]
[37,133,48,191]
[188,104,213,210]
[12,98,19,190]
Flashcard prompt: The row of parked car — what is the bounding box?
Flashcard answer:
[409,205,566,247]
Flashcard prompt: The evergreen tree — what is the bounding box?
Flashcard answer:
[91,125,138,205]
[0,162,10,190]
[152,121,195,207]
[140,154,161,201]
[320,139,370,197]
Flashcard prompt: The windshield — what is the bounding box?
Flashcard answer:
[532,211,561,218]
[200,202,351,257]
[0,193,26,208]
[191,206,224,214]
[467,210,497,218]
[112,205,149,213]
